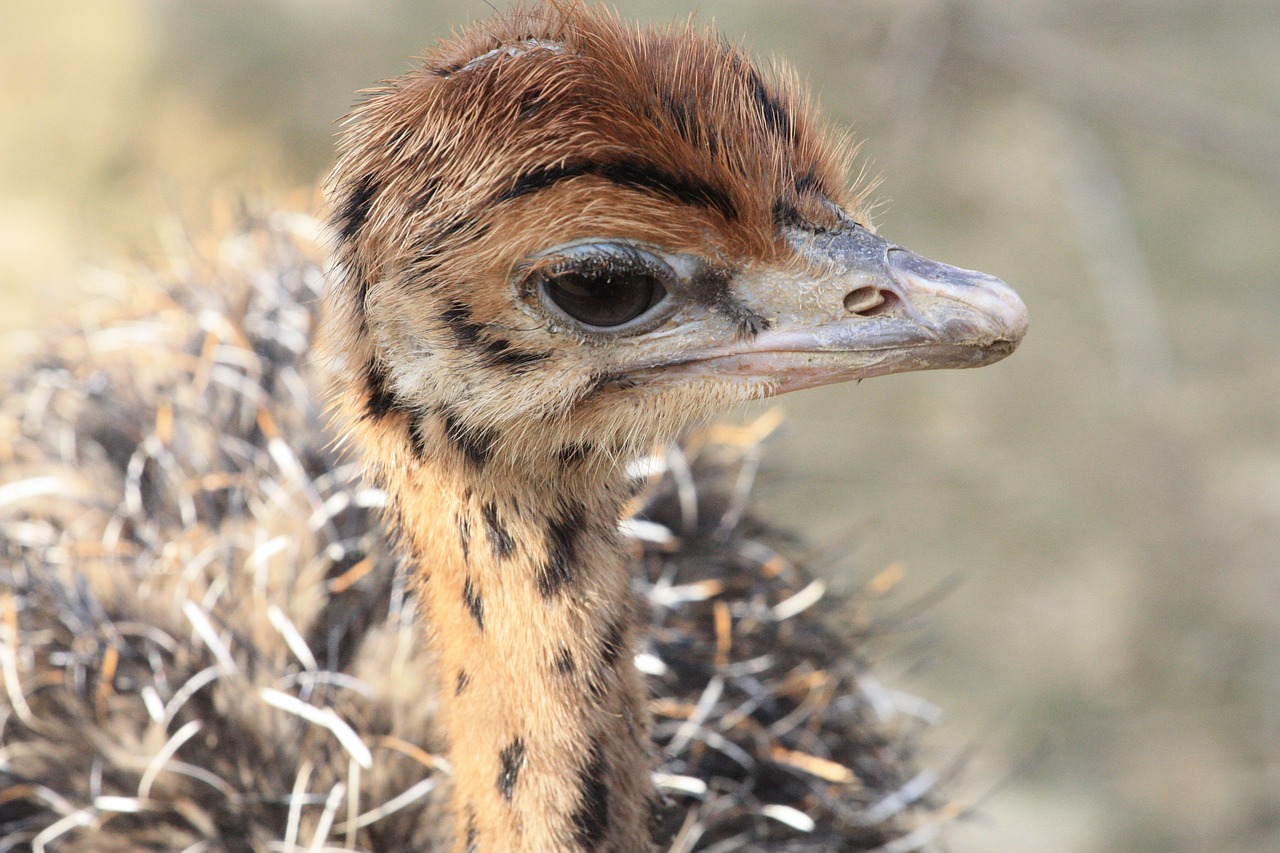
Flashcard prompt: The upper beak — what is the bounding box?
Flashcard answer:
[647,224,1028,396]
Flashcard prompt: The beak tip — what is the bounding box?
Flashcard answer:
[986,277,1030,347]
[889,251,1028,360]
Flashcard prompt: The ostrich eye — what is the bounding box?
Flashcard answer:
[536,245,673,330]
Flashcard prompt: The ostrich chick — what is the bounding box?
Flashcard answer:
[323,3,1027,852]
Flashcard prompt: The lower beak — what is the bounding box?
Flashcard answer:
[649,224,1028,396]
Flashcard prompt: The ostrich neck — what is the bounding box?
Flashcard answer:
[389,444,653,853]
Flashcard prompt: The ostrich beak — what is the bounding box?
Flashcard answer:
[648,224,1028,396]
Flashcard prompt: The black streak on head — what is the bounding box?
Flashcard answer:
[748,68,793,143]
[689,266,772,342]
[482,502,514,560]
[411,217,489,275]
[463,576,484,631]
[776,171,839,234]
[598,160,737,221]
[497,737,525,801]
[338,174,379,241]
[439,301,551,372]
[497,159,737,221]
[456,669,471,695]
[537,502,585,597]
[481,336,553,372]
[772,197,804,229]
[661,90,696,145]
[688,265,734,308]
[442,411,497,469]
[499,161,589,201]
[465,808,478,853]
[794,168,819,195]
[571,740,610,846]
[441,299,485,349]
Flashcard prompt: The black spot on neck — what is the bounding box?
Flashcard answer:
[457,511,471,563]
[408,416,428,461]
[623,475,648,501]
[537,502,586,597]
[465,808,478,853]
[600,613,626,669]
[346,258,371,319]
[586,613,627,701]
[497,737,525,801]
[463,576,484,631]
[571,740,610,846]
[363,360,402,419]
[482,502,514,560]
[338,174,379,241]
[553,646,576,675]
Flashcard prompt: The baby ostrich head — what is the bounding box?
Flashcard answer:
[323,3,1026,851]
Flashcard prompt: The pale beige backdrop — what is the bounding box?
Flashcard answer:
[3,2,1278,851]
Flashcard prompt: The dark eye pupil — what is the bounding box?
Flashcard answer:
[542,262,667,328]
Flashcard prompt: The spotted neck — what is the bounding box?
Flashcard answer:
[360,405,654,852]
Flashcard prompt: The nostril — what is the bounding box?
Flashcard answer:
[843,286,900,317]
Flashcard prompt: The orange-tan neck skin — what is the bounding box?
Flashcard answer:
[355,408,653,852]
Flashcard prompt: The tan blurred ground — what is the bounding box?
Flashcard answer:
[3,2,1279,851]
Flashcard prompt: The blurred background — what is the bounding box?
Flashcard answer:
[2,1,1278,850]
